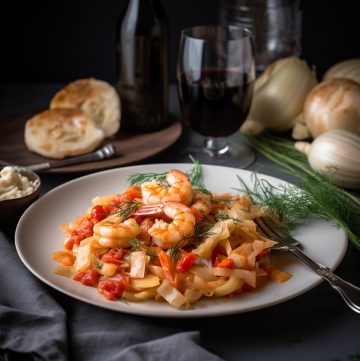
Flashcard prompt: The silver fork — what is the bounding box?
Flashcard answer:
[255,216,360,314]
[21,144,116,171]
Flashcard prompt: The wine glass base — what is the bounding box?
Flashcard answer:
[178,142,255,168]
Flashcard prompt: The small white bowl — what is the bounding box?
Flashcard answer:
[0,166,41,236]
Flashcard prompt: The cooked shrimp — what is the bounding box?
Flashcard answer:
[135,201,195,249]
[226,195,259,220]
[93,214,140,248]
[137,217,155,244]
[141,169,193,205]
[190,191,213,222]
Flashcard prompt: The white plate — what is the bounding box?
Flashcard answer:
[15,164,347,318]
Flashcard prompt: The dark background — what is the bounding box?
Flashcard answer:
[0,0,360,84]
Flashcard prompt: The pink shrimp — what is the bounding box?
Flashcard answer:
[137,217,155,244]
[134,201,195,249]
[141,169,193,205]
[93,215,141,248]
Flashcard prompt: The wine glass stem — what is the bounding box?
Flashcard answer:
[204,137,229,157]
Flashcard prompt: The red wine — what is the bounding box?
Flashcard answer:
[178,68,254,137]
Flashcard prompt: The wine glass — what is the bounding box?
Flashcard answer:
[177,25,256,167]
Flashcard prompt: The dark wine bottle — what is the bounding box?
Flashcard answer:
[116,0,169,132]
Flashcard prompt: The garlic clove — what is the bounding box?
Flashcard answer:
[292,122,311,140]
[294,141,311,154]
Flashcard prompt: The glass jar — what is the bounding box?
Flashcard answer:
[220,0,302,72]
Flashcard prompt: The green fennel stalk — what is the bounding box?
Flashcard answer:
[243,133,360,251]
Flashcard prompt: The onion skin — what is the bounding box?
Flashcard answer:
[324,58,360,84]
[304,130,360,189]
[304,78,360,138]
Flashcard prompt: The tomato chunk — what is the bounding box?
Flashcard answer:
[65,218,95,250]
[158,251,180,288]
[90,205,108,222]
[215,258,234,269]
[101,248,125,264]
[98,275,130,301]
[113,186,142,204]
[176,252,196,272]
[73,269,100,287]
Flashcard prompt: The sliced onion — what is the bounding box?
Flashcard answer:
[184,289,203,304]
[233,269,257,288]
[157,279,186,308]
[213,274,243,297]
[229,253,248,268]
[213,267,232,277]
[252,239,276,256]
[191,266,217,282]
[147,264,165,279]
[193,275,214,293]
[129,251,149,278]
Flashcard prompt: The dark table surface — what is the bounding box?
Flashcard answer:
[1,83,360,361]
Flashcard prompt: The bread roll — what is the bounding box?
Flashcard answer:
[25,108,105,159]
[50,78,121,137]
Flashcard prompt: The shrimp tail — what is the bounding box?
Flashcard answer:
[134,203,164,216]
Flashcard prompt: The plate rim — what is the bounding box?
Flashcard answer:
[15,163,348,318]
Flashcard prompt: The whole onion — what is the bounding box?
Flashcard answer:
[240,57,317,135]
[303,78,360,138]
[324,58,360,84]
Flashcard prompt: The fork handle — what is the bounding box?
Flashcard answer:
[289,246,360,313]
[27,152,101,171]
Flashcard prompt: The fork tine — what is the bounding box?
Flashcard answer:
[256,216,302,249]
[255,217,279,240]
[260,217,286,239]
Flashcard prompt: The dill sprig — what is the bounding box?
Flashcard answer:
[194,221,216,238]
[94,260,103,270]
[129,239,157,259]
[187,155,202,185]
[215,210,241,224]
[117,296,129,304]
[193,183,212,196]
[112,199,141,219]
[128,172,167,186]
[187,155,211,195]
[129,238,142,252]
[245,133,360,208]
[127,156,203,188]
[169,244,180,259]
[127,155,211,194]
[169,237,188,259]
[242,133,360,250]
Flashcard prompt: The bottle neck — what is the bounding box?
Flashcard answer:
[125,0,163,23]
[127,0,158,10]
[123,0,167,33]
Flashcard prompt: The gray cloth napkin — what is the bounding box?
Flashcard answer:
[0,232,224,361]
